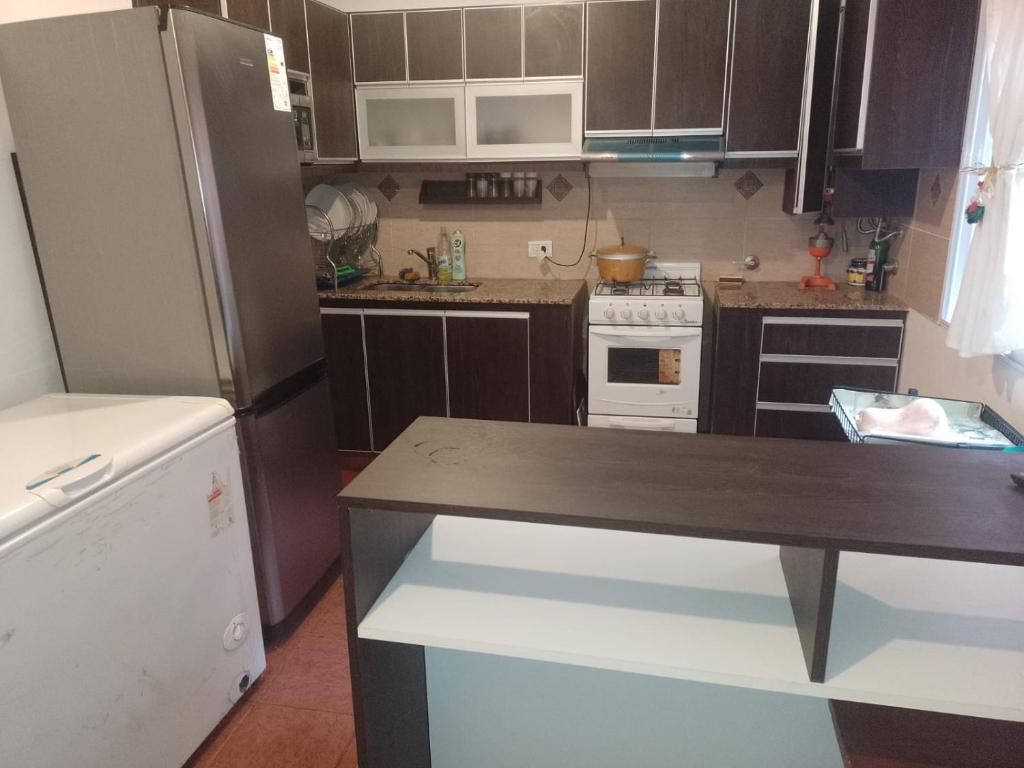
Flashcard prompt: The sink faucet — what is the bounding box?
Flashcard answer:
[407,248,438,280]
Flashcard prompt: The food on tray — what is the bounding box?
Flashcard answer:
[856,398,950,439]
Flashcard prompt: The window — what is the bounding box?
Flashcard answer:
[942,29,990,324]
[942,18,1024,368]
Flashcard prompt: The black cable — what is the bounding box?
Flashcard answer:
[547,171,593,268]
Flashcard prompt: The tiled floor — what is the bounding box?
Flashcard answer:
[190,576,357,768]
[189,454,372,768]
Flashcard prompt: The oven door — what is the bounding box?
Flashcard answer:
[588,325,702,418]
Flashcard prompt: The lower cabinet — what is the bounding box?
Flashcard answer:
[711,310,907,441]
[446,311,530,422]
[322,301,583,452]
[321,310,372,452]
[363,310,448,450]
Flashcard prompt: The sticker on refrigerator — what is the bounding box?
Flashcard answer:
[207,473,234,535]
[264,34,290,112]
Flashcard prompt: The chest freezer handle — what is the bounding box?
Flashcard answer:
[26,453,115,508]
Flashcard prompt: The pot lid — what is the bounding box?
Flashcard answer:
[592,244,653,260]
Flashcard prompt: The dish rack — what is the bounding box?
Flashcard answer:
[305,182,383,291]
[830,387,1024,450]
[308,211,380,291]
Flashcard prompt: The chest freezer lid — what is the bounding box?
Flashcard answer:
[0,394,234,544]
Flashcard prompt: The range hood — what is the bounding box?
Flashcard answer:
[582,136,723,178]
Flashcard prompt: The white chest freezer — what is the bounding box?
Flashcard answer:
[0,394,266,768]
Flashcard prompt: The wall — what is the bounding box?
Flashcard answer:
[0,1,130,409]
[304,165,844,285]
[889,168,1024,431]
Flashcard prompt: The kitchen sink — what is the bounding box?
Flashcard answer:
[369,283,479,293]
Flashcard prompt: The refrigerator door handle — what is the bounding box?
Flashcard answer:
[27,454,115,507]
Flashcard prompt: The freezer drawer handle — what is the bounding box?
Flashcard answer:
[26,453,115,507]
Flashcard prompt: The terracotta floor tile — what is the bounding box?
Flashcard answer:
[190,699,254,768]
[336,740,358,768]
[261,637,294,682]
[300,581,349,641]
[188,575,356,766]
[208,703,354,768]
[255,633,353,714]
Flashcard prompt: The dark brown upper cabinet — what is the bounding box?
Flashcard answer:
[585,0,657,133]
[351,12,407,83]
[854,0,979,169]
[654,0,731,132]
[524,4,584,78]
[833,0,871,152]
[225,0,270,30]
[306,0,357,160]
[726,0,812,154]
[782,0,843,214]
[406,10,464,81]
[268,0,309,73]
[134,0,222,14]
[465,6,524,80]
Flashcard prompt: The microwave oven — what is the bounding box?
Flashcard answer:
[289,72,315,163]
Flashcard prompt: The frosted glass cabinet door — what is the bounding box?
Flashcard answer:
[356,86,467,159]
[466,82,583,158]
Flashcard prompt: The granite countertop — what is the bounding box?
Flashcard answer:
[712,281,908,311]
[318,276,587,306]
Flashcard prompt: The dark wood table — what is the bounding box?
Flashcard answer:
[339,417,1024,768]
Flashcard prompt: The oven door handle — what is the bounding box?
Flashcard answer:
[603,416,684,431]
[590,326,702,339]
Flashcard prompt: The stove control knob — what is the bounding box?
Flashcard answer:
[603,307,616,319]
[620,308,633,320]
[673,309,686,321]
[638,309,650,320]
[655,309,668,320]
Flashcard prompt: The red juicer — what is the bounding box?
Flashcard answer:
[800,228,837,291]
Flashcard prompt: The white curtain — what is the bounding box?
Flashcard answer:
[947,0,1024,357]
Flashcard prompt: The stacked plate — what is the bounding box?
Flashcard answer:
[305,182,378,241]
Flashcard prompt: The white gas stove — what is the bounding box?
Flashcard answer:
[589,262,704,326]
[588,262,705,433]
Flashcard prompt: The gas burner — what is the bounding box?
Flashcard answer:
[663,279,684,296]
[611,285,630,295]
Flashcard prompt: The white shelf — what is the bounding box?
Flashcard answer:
[359,516,1024,722]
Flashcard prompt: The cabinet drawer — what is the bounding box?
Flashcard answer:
[761,318,904,358]
[757,361,897,405]
[754,408,847,441]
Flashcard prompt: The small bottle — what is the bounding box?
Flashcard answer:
[436,225,453,283]
[452,229,466,281]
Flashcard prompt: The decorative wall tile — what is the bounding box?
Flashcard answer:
[546,173,573,202]
[929,173,943,206]
[734,170,764,200]
[377,174,400,201]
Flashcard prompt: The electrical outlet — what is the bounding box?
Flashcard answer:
[528,240,552,261]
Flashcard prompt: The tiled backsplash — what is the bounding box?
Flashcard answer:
[303,165,862,284]
[886,168,958,321]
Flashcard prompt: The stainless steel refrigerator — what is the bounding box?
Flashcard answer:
[0,7,339,633]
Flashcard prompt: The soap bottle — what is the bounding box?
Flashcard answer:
[451,229,466,281]
[436,225,453,283]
